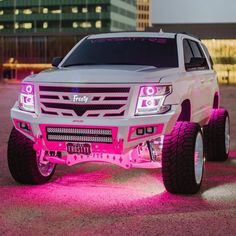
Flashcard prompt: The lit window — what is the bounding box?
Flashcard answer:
[0,10,4,15]
[0,25,4,30]
[15,9,19,15]
[43,8,48,14]
[82,7,88,13]
[51,9,61,14]
[95,20,102,28]
[72,7,78,13]
[80,22,91,28]
[95,6,102,13]
[72,22,78,28]
[23,9,32,14]
[43,22,48,29]
[14,23,19,29]
[21,23,32,29]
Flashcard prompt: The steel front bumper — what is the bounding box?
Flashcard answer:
[11,103,180,155]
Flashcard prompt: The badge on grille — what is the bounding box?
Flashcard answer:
[72,95,89,103]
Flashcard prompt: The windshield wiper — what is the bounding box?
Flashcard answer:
[62,63,99,67]
[62,62,159,68]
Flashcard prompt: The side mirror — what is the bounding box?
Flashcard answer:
[52,57,63,67]
[186,57,207,70]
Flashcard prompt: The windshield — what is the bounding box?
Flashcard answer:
[62,37,178,68]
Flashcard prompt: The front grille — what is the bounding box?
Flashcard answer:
[39,85,130,118]
[42,103,125,117]
[46,127,113,143]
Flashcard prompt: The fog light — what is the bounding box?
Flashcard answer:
[136,128,145,135]
[146,127,154,134]
[19,122,31,132]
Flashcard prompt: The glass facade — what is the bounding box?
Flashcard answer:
[0,0,136,77]
[0,0,136,33]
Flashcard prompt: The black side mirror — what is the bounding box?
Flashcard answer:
[186,57,207,70]
[52,57,63,67]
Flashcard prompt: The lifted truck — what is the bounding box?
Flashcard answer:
[8,32,230,194]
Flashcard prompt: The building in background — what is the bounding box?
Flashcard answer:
[0,0,136,79]
[149,0,236,84]
[136,0,150,31]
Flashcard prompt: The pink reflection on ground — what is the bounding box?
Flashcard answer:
[3,164,165,207]
[1,151,236,235]
[1,151,235,207]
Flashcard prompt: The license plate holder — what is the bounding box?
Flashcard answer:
[67,143,91,155]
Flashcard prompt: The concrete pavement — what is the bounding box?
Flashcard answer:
[0,84,236,236]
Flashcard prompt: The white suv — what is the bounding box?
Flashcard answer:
[8,32,230,194]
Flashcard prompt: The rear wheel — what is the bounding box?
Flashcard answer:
[203,109,230,162]
[162,122,204,194]
[7,127,56,184]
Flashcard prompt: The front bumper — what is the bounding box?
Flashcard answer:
[11,102,180,154]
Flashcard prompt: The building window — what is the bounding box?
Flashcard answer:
[82,7,88,13]
[95,20,102,28]
[0,25,4,30]
[43,8,48,14]
[95,6,102,13]
[80,22,91,28]
[21,22,32,29]
[72,7,78,13]
[23,9,32,15]
[0,10,4,15]
[43,22,48,29]
[14,22,19,29]
[15,9,19,15]
[72,22,78,28]
[51,9,61,14]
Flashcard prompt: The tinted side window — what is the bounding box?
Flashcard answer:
[183,39,193,64]
[184,39,209,71]
[201,43,214,69]
[189,40,203,58]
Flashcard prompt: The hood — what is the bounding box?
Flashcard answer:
[24,65,179,84]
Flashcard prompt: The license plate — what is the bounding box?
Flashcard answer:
[67,143,91,155]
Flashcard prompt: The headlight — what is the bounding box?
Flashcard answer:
[135,85,171,115]
[19,84,35,112]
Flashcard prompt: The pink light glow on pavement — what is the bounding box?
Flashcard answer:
[1,153,236,235]
[1,85,236,235]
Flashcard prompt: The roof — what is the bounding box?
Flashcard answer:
[88,31,177,39]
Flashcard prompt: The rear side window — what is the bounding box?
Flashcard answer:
[201,43,214,69]
[189,40,203,58]
[183,39,209,71]
[183,39,193,64]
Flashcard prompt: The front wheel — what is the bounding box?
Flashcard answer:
[162,122,204,194]
[7,127,56,185]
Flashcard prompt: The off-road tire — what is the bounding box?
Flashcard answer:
[162,122,204,194]
[203,109,230,162]
[7,127,56,184]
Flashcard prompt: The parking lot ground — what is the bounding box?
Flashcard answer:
[0,84,236,236]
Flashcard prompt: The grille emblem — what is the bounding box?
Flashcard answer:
[72,95,89,103]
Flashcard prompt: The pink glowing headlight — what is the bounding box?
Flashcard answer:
[19,84,35,112]
[135,85,171,115]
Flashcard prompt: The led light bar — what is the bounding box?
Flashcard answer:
[47,134,113,143]
[46,127,112,135]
